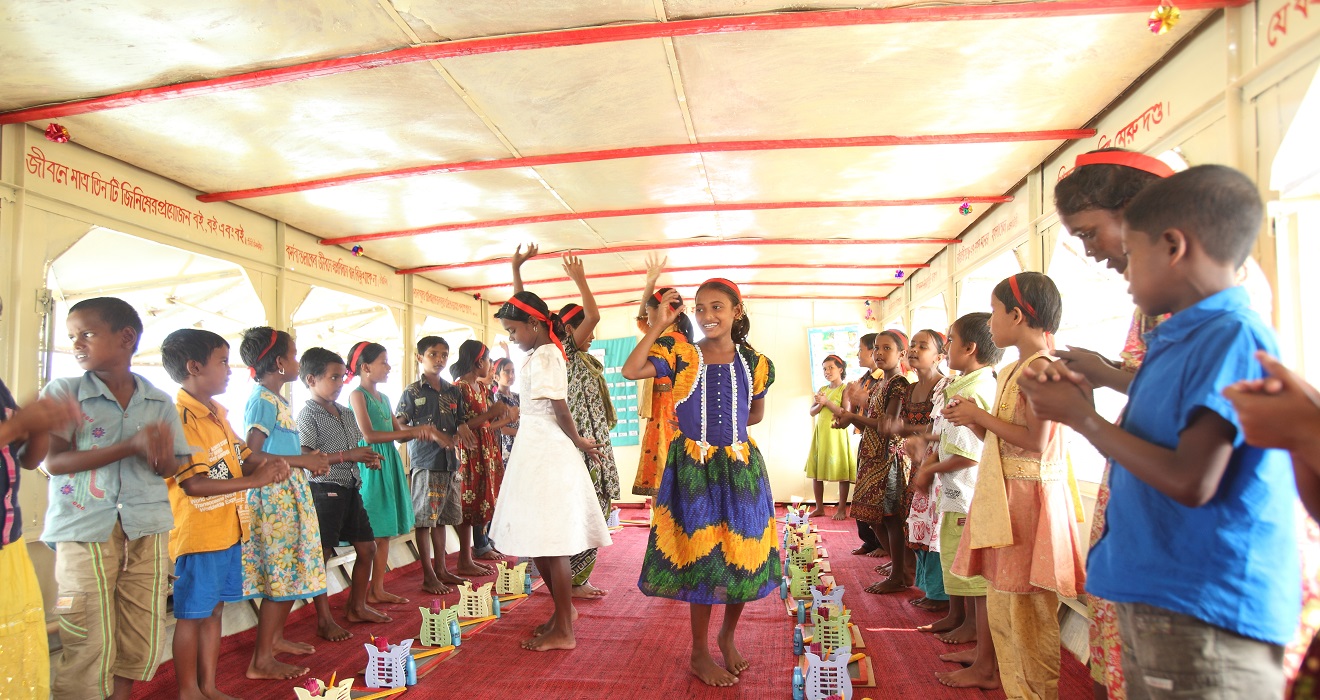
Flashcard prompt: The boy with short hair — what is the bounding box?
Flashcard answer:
[1020,165,1300,698]
[161,328,289,700]
[41,297,193,700]
[396,336,476,594]
[296,346,390,640]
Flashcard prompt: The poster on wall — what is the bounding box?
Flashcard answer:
[592,337,641,447]
[807,325,867,391]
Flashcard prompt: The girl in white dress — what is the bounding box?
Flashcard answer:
[489,291,612,651]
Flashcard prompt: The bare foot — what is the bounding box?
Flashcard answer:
[866,548,886,558]
[850,545,875,555]
[918,614,961,634]
[909,596,928,607]
[939,648,977,665]
[246,656,308,680]
[273,638,315,656]
[690,652,739,687]
[202,687,239,700]
[864,577,909,595]
[717,631,750,675]
[521,628,576,651]
[831,505,849,520]
[456,561,495,577]
[937,619,977,645]
[533,606,579,636]
[937,664,1001,690]
[316,618,351,642]
[368,589,409,605]
[476,549,506,561]
[438,569,468,584]
[422,578,453,595]
[913,597,949,612]
[345,606,392,624]
[805,507,828,519]
[571,583,609,599]
[874,562,893,575]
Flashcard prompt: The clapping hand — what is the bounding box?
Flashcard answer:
[1224,352,1320,451]
[1017,362,1095,427]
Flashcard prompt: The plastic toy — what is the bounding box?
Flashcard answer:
[494,560,532,596]
[810,604,853,657]
[418,599,462,648]
[454,581,501,619]
[785,504,811,527]
[784,562,825,600]
[783,525,819,552]
[606,506,621,528]
[364,637,416,689]
[792,649,854,700]
[294,676,354,700]
[786,541,818,570]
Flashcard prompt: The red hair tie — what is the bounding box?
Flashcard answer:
[344,342,368,383]
[561,305,584,323]
[702,278,742,299]
[1073,151,1175,178]
[1008,275,1039,321]
[824,354,845,367]
[507,297,566,360]
[652,290,665,303]
[249,329,279,379]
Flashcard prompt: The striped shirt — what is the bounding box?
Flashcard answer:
[297,400,365,489]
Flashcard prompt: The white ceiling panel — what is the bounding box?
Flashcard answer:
[389,0,659,42]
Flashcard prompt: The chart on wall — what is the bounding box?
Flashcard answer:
[592,336,641,447]
[807,325,868,391]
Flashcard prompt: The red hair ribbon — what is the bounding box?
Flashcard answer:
[884,329,908,347]
[702,278,742,299]
[1074,151,1175,178]
[652,290,665,303]
[1008,275,1039,321]
[344,342,368,383]
[249,329,279,379]
[476,344,487,363]
[507,297,566,360]
[824,354,845,367]
[561,305,584,323]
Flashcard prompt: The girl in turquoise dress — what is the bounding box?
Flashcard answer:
[804,353,857,520]
[345,341,449,606]
[239,327,331,680]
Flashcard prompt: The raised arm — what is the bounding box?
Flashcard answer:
[511,243,539,295]
[636,254,666,323]
[622,289,682,380]
[563,254,601,349]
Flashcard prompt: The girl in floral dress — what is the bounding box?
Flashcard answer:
[452,339,515,575]
[633,254,693,496]
[896,330,951,612]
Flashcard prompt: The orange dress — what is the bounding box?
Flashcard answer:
[631,321,687,496]
[953,353,1086,598]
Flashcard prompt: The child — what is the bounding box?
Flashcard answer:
[296,347,390,639]
[632,253,694,497]
[804,354,856,520]
[842,333,886,556]
[452,338,516,574]
[838,330,914,594]
[0,297,80,700]
[1020,166,1299,698]
[346,341,445,605]
[945,273,1086,700]
[492,357,520,462]
[239,327,332,680]
[916,314,1003,688]
[397,336,481,593]
[41,297,192,700]
[512,245,620,598]
[161,329,291,700]
[623,279,778,687]
[488,291,612,651]
[897,330,951,613]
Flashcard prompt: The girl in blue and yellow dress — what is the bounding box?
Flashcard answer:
[622,278,778,688]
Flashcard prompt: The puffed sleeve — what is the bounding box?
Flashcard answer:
[646,334,679,380]
[527,345,568,401]
[753,352,775,400]
[245,389,278,437]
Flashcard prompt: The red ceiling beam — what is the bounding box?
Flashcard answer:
[0,1,1248,125]
[325,196,1008,246]
[446,263,925,293]
[197,129,1094,203]
[399,239,956,275]
[510,280,906,303]
[595,294,884,310]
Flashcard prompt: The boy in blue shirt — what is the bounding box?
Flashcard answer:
[1020,165,1299,699]
[40,297,193,700]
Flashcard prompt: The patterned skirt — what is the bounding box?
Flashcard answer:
[242,469,328,601]
[638,434,780,604]
[850,438,908,525]
[633,386,677,496]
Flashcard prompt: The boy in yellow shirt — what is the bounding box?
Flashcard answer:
[162,329,289,700]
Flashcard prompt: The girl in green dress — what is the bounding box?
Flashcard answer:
[346,342,449,605]
[806,354,857,520]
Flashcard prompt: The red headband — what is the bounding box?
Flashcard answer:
[249,329,279,379]
[702,278,742,299]
[561,305,584,323]
[652,290,665,302]
[1073,151,1175,178]
[824,354,845,367]
[507,297,566,360]
[1008,275,1038,321]
[476,344,487,363]
[343,342,369,383]
[884,329,908,347]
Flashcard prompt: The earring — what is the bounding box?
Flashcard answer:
[278,366,286,376]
